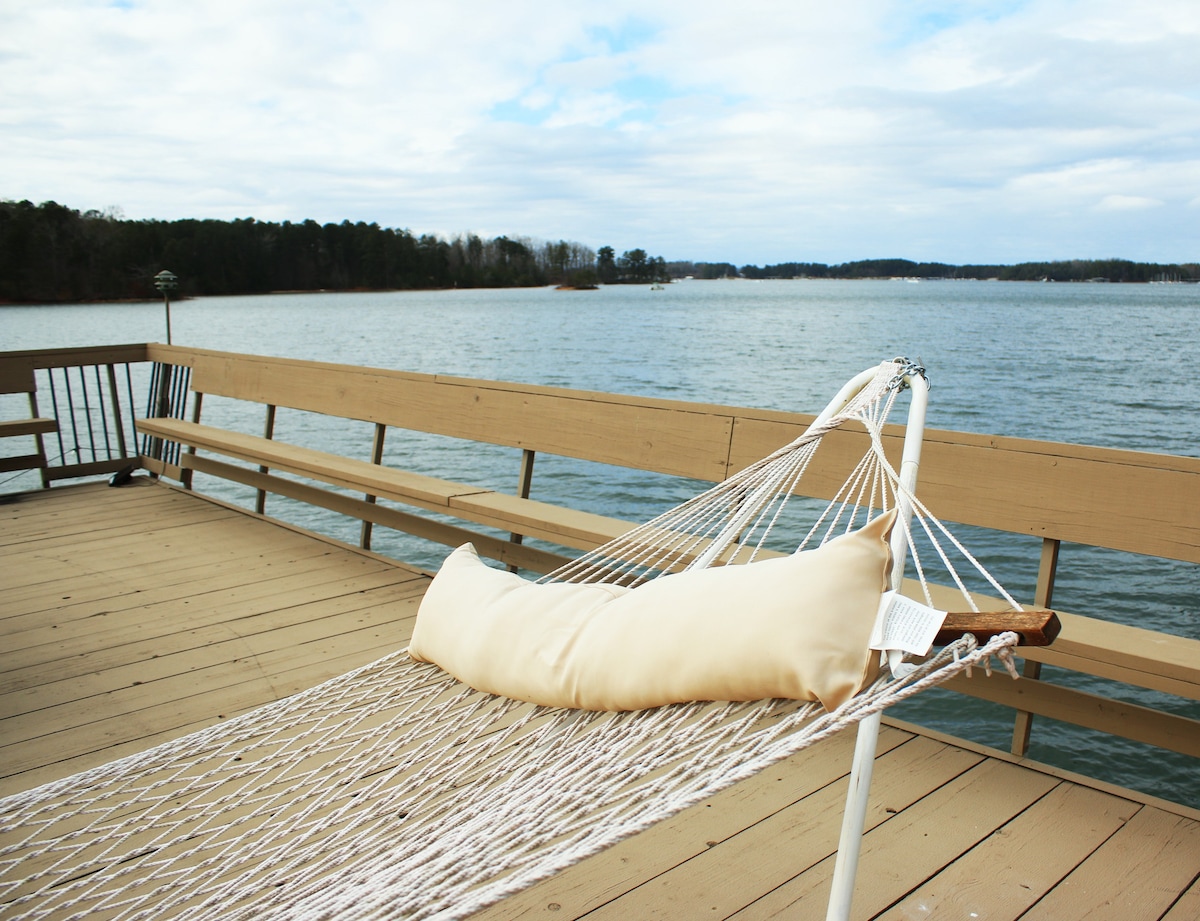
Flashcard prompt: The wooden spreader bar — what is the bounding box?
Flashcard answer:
[934,609,1062,647]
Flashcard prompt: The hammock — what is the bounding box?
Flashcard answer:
[0,359,1047,921]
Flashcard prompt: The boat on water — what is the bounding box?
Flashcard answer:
[1,342,1198,920]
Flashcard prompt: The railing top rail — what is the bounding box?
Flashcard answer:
[1,343,152,368]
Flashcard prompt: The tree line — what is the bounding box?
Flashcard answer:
[0,200,669,302]
[1,199,1195,303]
[733,258,1200,283]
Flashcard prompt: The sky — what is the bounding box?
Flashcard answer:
[2,0,1198,266]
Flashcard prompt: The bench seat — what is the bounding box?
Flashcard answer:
[135,417,634,555]
[0,418,58,438]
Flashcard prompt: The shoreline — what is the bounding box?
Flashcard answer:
[4,275,1197,308]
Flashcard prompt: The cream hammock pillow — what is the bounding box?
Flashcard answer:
[410,509,896,711]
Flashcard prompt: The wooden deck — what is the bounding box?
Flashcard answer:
[0,478,429,795]
[2,480,1198,920]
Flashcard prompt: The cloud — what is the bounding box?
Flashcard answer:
[1,0,1198,263]
[1095,195,1163,212]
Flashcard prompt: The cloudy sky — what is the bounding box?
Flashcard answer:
[3,0,1198,265]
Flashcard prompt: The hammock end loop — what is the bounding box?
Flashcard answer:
[888,357,928,392]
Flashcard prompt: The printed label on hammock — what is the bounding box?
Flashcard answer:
[869,591,947,656]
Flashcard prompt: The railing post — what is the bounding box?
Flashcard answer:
[144,361,173,465]
[360,423,387,549]
[105,364,129,460]
[1011,537,1060,755]
[144,361,191,476]
[507,449,537,572]
[182,391,202,490]
[28,383,52,489]
[255,404,277,514]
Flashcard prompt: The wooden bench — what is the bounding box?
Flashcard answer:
[133,345,1200,762]
[136,415,634,573]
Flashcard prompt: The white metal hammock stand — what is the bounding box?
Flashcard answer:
[0,360,1042,921]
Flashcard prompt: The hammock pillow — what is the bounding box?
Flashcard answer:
[409,510,896,712]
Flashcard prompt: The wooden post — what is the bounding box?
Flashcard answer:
[182,391,202,490]
[105,364,128,461]
[508,449,536,572]
[1011,537,1060,755]
[145,362,173,470]
[27,387,51,489]
[360,423,387,549]
[255,404,276,515]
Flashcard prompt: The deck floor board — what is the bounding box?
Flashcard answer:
[0,480,428,797]
[1,479,1196,919]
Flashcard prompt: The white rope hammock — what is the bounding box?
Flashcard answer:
[0,359,1026,921]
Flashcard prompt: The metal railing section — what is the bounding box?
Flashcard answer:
[37,361,142,482]
[141,360,194,466]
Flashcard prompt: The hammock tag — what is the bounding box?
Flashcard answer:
[870,591,947,657]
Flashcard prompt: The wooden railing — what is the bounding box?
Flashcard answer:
[4,343,1198,772]
[0,344,152,486]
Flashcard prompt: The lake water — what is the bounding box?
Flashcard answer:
[3,279,1198,805]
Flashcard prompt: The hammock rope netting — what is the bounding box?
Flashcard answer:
[0,359,1023,920]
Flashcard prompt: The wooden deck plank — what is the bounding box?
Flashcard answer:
[0,519,405,614]
[0,575,420,704]
[4,639,406,796]
[0,581,423,745]
[2,499,325,565]
[1,555,419,659]
[1161,878,1200,921]
[1019,806,1200,921]
[726,759,1060,920]
[0,543,395,625]
[575,735,986,921]
[875,783,1140,919]
[0,485,233,536]
[0,511,311,578]
[0,521,302,605]
[471,725,920,921]
[0,569,421,716]
[0,481,430,797]
[0,573,423,708]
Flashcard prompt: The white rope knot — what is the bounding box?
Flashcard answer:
[997,643,1021,679]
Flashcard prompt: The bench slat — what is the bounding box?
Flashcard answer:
[138,418,478,508]
[0,419,57,438]
[136,417,636,561]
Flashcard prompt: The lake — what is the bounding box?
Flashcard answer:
[3,278,1198,804]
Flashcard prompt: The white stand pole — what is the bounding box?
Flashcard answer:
[825,369,929,921]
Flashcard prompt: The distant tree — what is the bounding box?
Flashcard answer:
[486,236,544,287]
[618,248,649,283]
[537,239,596,286]
[542,240,571,284]
[695,262,738,279]
[565,267,599,288]
[596,246,618,284]
[745,262,830,278]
